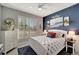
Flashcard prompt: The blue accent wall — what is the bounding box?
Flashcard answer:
[43,4,79,31]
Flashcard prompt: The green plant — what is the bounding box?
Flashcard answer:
[2,18,15,31]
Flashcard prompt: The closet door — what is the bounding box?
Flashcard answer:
[18,15,43,40]
[29,17,43,37]
[18,16,30,40]
[28,17,38,36]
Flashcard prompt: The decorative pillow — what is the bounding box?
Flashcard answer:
[47,32,56,38]
[47,33,52,38]
[56,32,65,38]
[62,34,65,38]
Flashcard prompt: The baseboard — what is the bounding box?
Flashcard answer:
[6,47,17,54]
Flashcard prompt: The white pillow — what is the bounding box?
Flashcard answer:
[55,32,63,38]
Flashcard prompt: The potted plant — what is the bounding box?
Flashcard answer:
[2,18,15,31]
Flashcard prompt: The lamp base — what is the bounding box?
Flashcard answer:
[70,39,73,41]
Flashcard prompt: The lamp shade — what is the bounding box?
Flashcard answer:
[43,30,48,36]
[68,30,75,35]
[68,30,77,41]
[44,30,47,34]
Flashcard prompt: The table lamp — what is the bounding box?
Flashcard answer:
[43,30,48,36]
[68,30,77,41]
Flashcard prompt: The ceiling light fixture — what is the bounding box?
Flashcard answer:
[38,8,42,11]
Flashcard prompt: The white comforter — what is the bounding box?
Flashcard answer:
[28,35,65,55]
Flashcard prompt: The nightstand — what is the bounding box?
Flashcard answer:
[66,39,76,55]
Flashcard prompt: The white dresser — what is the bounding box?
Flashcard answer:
[1,30,17,54]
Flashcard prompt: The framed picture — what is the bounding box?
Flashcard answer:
[64,16,69,26]
[50,17,63,28]
[46,20,50,28]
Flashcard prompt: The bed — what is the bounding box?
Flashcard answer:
[28,29,67,55]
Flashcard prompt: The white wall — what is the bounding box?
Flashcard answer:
[0,5,1,30]
[0,4,2,43]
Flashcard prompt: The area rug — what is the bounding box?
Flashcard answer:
[18,46,37,55]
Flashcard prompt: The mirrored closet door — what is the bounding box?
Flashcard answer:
[18,16,30,40]
[18,15,43,41]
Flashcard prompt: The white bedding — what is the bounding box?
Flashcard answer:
[28,35,65,55]
[28,29,79,55]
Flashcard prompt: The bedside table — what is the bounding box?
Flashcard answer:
[66,39,76,55]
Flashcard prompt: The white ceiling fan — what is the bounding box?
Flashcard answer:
[38,3,47,11]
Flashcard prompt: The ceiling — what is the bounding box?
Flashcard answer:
[1,3,76,17]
